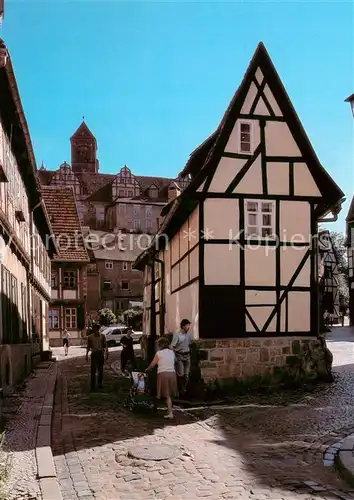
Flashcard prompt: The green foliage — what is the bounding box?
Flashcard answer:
[330,230,349,307]
[98,308,117,327]
[121,307,143,329]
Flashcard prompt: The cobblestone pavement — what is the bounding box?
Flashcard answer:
[51,327,354,500]
[0,370,48,500]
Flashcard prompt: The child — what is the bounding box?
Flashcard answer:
[146,336,177,419]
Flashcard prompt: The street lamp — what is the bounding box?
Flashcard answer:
[345,93,354,118]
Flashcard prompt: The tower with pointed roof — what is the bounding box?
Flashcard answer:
[70,120,99,174]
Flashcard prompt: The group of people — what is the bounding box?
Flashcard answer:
[83,319,193,418]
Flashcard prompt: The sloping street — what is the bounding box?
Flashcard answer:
[48,326,354,500]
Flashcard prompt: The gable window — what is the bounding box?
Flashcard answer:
[245,200,274,238]
[121,280,129,291]
[49,308,59,329]
[63,270,76,289]
[239,121,252,154]
[148,186,158,198]
[103,280,112,290]
[105,261,113,270]
[65,308,77,329]
[122,262,128,271]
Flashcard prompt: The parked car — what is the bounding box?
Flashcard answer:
[101,325,142,346]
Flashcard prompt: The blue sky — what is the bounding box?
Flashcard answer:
[1,0,353,231]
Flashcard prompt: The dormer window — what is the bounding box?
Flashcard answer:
[239,121,253,154]
[148,186,158,198]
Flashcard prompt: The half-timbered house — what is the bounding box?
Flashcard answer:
[346,197,354,325]
[134,42,344,382]
[318,230,340,324]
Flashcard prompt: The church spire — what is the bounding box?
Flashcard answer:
[70,120,99,174]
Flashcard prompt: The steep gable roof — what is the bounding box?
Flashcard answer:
[41,186,89,262]
[134,42,345,269]
[182,42,344,213]
[70,121,97,143]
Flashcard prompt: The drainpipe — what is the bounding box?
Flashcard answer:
[154,258,165,336]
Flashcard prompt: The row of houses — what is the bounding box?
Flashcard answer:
[0,33,348,388]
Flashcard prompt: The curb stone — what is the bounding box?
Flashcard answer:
[35,361,62,500]
[336,433,354,488]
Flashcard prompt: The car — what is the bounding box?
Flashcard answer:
[101,326,143,347]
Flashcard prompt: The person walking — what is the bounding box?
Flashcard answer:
[146,336,177,419]
[120,328,135,375]
[171,319,192,397]
[86,324,108,391]
[61,328,71,356]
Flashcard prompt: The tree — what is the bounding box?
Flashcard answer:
[330,231,349,307]
[122,307,143,329]
[98,308,117,327]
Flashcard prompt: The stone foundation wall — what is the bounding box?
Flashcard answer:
[0,344,35,393]
[198,337,330,382]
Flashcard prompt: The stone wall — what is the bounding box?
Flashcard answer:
[198,336,332,384]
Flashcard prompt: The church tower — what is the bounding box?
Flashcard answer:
[70,120,99,174]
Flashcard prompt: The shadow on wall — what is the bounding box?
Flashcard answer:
[0,292,37,393]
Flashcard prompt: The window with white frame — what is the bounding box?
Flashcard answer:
[239,121,252,154]
[65,308,77,329]
[145,205,152,217]
[49,308,59,329]
[105,261,113,270]
[245,200,274,238]
[133,204,140,216]
[134,219,141,230]
[122,261,128,271]
[146,219,152,231]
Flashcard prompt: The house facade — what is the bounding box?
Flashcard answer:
[0,38,55,391]
[41,186,89,347]
[85,230,145,319]
[318,230,340,323]
[37,125,186,233]
[346,197,354,325]
[135,42,344,383]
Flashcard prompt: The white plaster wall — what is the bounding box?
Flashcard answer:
[288,291,311,331]
[189,246,199,280]
[189,206,199,243]
[280,246,310,287]
[246,290,276,305]
[263,85,283,116]
[63,290,77,300]
[267,162,290,195]
[204,244,240,285]
[204,198,239,239]
[165,280,199,338]
[244,246,276,286]
[208,157,244,193]
[180,256,189,286]
[294,163,322,197]
[280,201,310,241]
[51,289,58,299]
[233,154,263,194]
[179,220,189,257]
[240,83,258,115]
[265,122,301,157]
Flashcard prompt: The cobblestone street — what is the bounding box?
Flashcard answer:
[48,327,354,500]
